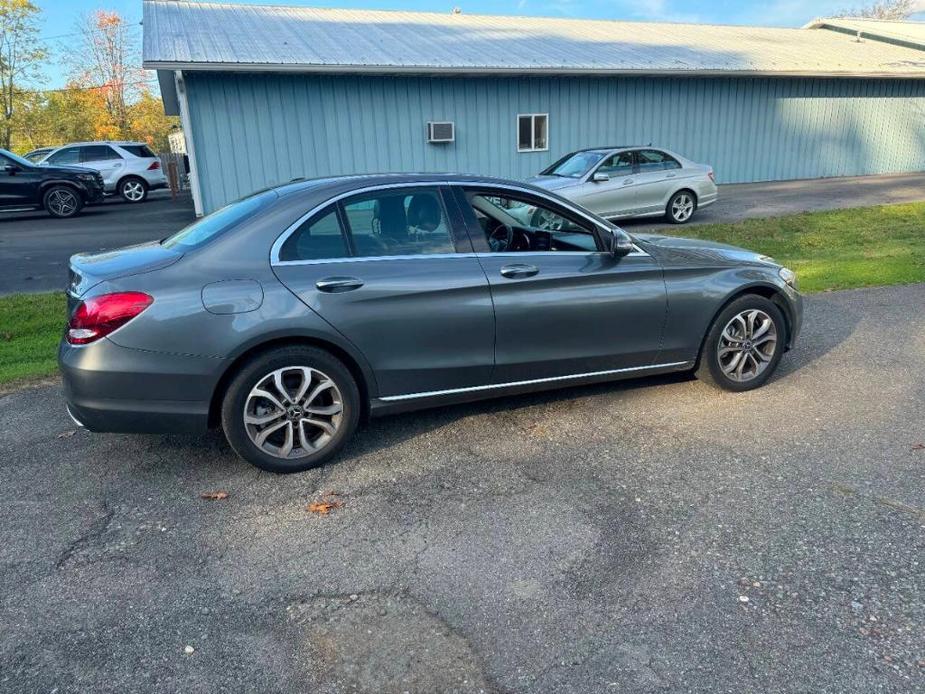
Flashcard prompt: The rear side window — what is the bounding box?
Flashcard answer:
[342,189,455,258]
[278,207,349,262]
[637,150,681,171]
[47,147,80,165]
[80,145,122,162]
[120,144,156,158]
[162,190,276,250]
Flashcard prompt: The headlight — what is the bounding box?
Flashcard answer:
[76,173,96,182]
[779,267,797,288]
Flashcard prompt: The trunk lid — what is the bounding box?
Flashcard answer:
[68,241,182,301]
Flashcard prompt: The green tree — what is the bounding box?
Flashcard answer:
[0,0,46,149]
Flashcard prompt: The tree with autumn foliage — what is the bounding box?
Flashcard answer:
[69,10,141,133]
[0,0,46,149]
[8,7,177,154]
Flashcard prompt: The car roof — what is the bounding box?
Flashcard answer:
[273,172,560,200]
[48,141,149,149]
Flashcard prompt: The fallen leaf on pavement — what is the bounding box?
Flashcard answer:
[56,430,77,439]
[200,491,229,500]
[912,444,925,451]
[307,491,343,515]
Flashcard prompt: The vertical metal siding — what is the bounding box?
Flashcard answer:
[185,72,925,213]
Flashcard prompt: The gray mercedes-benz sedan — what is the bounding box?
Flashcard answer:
[60,173,801,473]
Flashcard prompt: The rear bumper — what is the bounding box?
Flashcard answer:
[59,337,220,434]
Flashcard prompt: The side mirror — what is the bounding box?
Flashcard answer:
[592,172,609,183]
[605,228,634,257]
[2,164,18,174]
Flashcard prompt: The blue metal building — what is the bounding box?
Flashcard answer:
[143,2,925,216]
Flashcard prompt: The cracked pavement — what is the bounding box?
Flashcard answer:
[1,284,924,692]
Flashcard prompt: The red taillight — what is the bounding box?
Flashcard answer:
[67,292,153,345]
[147,160,161,170]
[708,170,716,183]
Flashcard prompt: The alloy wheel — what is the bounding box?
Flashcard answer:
[671,193,694,222]
[122,180,146,201]
[716,309,778,382]
[243,366,344,459]
[48,189,78,216]
[532,208,565,230]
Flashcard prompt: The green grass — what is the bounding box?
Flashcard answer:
[0,202,923,388]
[678,202,925,293]
[0,292,65,387]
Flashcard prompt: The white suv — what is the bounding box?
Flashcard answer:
[38,142,168,203]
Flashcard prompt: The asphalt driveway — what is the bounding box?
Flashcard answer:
[2,172,924,295]
[1,284,923,692]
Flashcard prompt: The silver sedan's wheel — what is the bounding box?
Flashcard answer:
[669,192,695,223]
[716,309,778,383]
[244,366,344,459]
[531,208,565,231]
[120,178,147,202]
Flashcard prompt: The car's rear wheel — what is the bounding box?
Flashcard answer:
[666,190,696,224]
[696,295,786,392]
[119,176,148,203]
[221,346,360,473]
[43,185,83,218]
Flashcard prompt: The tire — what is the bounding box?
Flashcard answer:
[695,295,786,392]
[220,346,360,473]
[118,176,148,203]
[666,190,696,224]
[43,185,83,218]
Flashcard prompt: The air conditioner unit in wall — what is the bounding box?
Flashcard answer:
[426,121,455,143]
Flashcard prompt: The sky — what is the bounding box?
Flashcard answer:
[33,0,925,89]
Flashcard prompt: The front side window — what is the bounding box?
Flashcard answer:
[517,114,548,152]
[637,149,681,172]
[597,151,635,176]
[341,189,455,258]
[80,145,122,162]
[466,191,597,253]
[47,147,80,165]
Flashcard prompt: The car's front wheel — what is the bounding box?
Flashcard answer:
[43,185,83,218]
[118,176,148,203]
[666,190,696,224]
[221,346,360,473]
[696,295,786,392]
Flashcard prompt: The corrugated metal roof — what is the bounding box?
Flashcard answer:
[807,17,925,51]
[142,1,925,77]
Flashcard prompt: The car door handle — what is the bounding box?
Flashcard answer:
[622,178,634,185]
[500,264,539,279]
[315,277,364,292]
[665,173,677,179]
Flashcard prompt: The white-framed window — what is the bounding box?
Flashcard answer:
[517,113,548,152]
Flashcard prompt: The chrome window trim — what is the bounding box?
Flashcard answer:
[379,361,692,402]
[270,179,645,266]
[274,252,478,267]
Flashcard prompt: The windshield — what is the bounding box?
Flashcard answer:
[544,151,606,178]
[0,149,35,168]
[161,190,277,250]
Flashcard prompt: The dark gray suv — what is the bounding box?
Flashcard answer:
[60,174,802,473]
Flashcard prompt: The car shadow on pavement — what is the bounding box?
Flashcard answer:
[106,293,860,474]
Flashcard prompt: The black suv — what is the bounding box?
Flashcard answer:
[0,148,104,218]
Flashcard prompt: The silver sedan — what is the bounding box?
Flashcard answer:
[528,146,718,224]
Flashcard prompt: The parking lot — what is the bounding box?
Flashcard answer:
[2,172,925,296]
[2,283,923,692]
